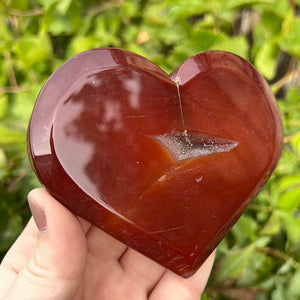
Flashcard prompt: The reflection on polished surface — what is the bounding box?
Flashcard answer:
[28,48,283,277]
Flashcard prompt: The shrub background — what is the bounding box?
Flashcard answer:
[1,0,300,299]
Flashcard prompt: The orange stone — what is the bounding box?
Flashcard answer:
[28,49,283,277]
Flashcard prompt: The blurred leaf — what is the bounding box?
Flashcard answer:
[216,243,256,281]
[290,132,300,155]
[0,18,13,52]
[278,188,300,212]
[255,0,291,17]
[157,24,188,46]
[280,16,300,58]
[93,17,121,45]
[49,0,83,35]
[120,0,139,17]
[0,148,6,180]
[172,30,224,57]
[237,250,267,285]
[255,40,279,79]
[166,0,211,19]
[280,175,300,191]
[7,0,29,10]
[231,215,258,244]
[38,0,73,14]
[57,0,73,14]
[0,94,8,120]
[0,124,26,146]
[11,84,40,123]
[37,0,59,11]
[67,35,100,57]
[13,34,52,69]
[271,282,286,300]
[261,211,281,236]
[287,269,300,298]
[277,210,300,253]
[170,30,248,65]
[40,1,58,34]
[143,2,168,25]
[0,203,23,252]
[226,0,273,9]
[260,10,283,37]
[213,36,248,58]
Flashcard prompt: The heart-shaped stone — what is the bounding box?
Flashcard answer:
[28,49,283,277]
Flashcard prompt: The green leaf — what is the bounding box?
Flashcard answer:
[0,147,6,180]
[143,2,168,25]
[181,29,224,52]
[0,58,8,86]
[280,17,300,58]
[280,175,300,191]
[212,36,248,59]
[49,0,83,35]
[255,0,291,17]
[38,0,72,14]
[277,210,300,252]
[93,17,121,45]
[11,84,40,123]
[48,14,74,35]
[7,0,29,11]
[173,30,248,61]
[287,269,300,298]
[216,243,256,281]
[290,132,300,155]
[278,188,300,211]
[120,0,139,18]
[255,40,279,79]
[0,19,13,52]
[37,0,58,10]
[57,0,73,14]
[67,35,100,57]
[231,215,258,244]
[14,34,52,69]
[0,203,23,252]
[40,1,58,34]
[271,282,286,300]
[236,250,267,285]
[261,211,281,236]
[260,10,283,37]
[166,0,210,19]
[0,94,8,120]
[0,124,26,145]
[226,0,273,10]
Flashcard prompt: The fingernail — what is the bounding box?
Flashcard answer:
[28,196,47,233]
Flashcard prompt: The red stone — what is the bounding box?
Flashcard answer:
[28,49,283,277]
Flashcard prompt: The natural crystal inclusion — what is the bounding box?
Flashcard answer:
[153,131,238,162]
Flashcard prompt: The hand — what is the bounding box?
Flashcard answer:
[0,188,215,300]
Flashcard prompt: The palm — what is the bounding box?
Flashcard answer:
[0,189,214,300]
[75,221,168,300]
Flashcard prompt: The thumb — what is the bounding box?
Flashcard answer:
[4,188,87,300]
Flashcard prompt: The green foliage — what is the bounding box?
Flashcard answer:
[1,0,300,299]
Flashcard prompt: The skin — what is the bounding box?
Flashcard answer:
[0,188,215,300]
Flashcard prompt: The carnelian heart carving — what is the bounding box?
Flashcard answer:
[28,48,283,277]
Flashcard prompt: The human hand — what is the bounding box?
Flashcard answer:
[0,188,215,300]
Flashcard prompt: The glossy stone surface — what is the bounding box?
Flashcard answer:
[28,49,283,277]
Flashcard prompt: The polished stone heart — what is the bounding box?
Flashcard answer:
[28,49,283,277]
